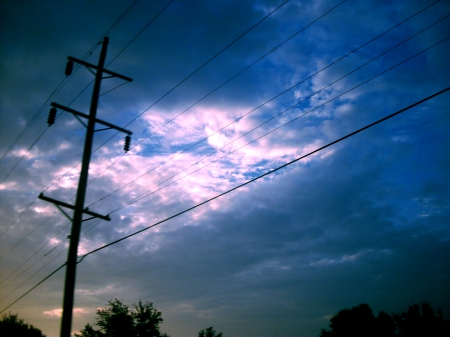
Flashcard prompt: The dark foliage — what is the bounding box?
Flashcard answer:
[75,299,169,337]
[0,313,46,337]
[393,302,450,337]
[198,327,223,337]
[320,302,450,337]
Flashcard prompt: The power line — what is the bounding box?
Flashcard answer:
[0,212,56,260]
[0,0,442,304]
[88,0,293,159]
[4,32,447,308]
[0,0,169,240]
[126,0,291,123]
[0,160,80,239]
[1,5,444,284]
[80,31,450,242]
[83,85,450,254]
[0,218,100,301]
[0,218,101,300]
[107,0,175,66]
[87,10,449,210]
[86,0,350,191]
[0,77,68,169]
[4,24,432,288]
[0,245,66,304]
[118,34,450,210]
[3,84,447,314]
[0,2,178,295]
[65,0,175,101]
[0,263,66,314]
[81,0,443,158]
[0,217,69,287]
[0,0,293,256]
[0,0,140,177]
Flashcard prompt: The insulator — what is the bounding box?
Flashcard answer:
[124,135,131,152]
[65,60,74,76]
[47,107,57,126]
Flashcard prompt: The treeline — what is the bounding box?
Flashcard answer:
[2,300,449,337]
[0,313,46,337]
[320,302,450,337]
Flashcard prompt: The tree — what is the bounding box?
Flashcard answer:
[320,302,450,337]
[198,327,223,337]
[319,303,383,337]
[75,299,169,337]
[0,312,46,337]
[393,302,450,337]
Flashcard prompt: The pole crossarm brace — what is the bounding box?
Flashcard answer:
[68,56,133,82]
[50,102,132,135]
[38,193,111,221]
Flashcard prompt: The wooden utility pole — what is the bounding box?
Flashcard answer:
[39,37,132,337]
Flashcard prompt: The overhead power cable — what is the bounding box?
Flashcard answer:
[3,84,448,314]
[0,0,347,292]
[116,34,450,210]
[124,0,291,123]
[0,218,101,302]
[0,212,56,260]
[0,218,100,301]
[125,0,437,156]
[87,10,448,209]
[86,0,350,189]
[1,5,444,287]
[82,85,450,255]
[0,0,141,179]
[0,0,293,253]
[0,79,66,167]
[88,0,293,158]
[0,0,284,292]
[3,27,436,288]
[0,0,169,239]
[0,217,70,287]
[4,32,447,305]
[0,0,180,293]
[108,0,175,66]
[0,0,442,300]
[66,0,175,100]
[87,0,441,207]
[0,245,66,303]
[0,263,66,314]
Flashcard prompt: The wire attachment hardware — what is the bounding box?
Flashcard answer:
[47,107,57,126]
[65,60,74,76]
[124,135,131,152]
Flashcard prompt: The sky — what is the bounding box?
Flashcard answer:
[1,0,450,336]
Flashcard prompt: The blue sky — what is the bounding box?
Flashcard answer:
[1,1,450,337]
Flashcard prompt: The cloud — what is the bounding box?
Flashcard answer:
[1,1,450,337]
[43,308,88,318]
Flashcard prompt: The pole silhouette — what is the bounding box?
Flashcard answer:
[39,36,132,337]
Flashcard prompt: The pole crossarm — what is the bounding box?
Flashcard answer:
[50,102,132,135]
[68,56,133,82]
[38,193,111,221]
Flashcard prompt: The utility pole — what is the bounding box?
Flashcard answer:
[39,37,132,337]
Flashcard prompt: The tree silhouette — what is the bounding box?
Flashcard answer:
[320,303,381,337]
[198,326,223,337]
[374,311,396,337]
[320,302,449,337]
[0,312,46,337]
[393,302,450,337]
[75,299,169,337]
